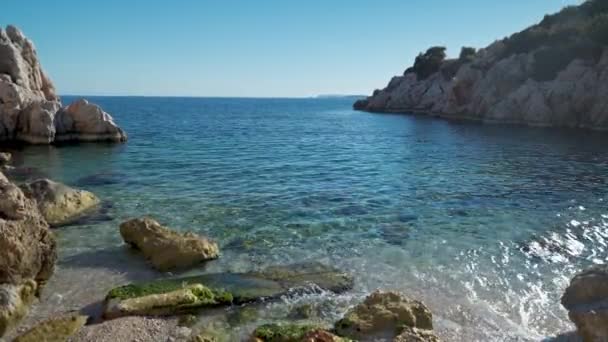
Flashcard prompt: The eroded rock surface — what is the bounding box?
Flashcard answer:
[120,217,219,271]
[334,291,438,341]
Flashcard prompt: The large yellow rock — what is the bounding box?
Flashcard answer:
[334,290,436,341]
[119,217,219,271]
[0,280,37,337]
[13,314,88,342]
[20,178,100,226]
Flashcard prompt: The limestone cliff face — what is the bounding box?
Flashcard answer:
[355,0,608,130]
[0,25,127,144]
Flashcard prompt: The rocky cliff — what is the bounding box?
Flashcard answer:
[355,0,608,130]
[0,25,126,144]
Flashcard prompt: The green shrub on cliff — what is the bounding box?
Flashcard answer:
[459,47,477,61]
[405,46,447,80]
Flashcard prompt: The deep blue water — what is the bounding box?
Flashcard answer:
[8,96,608,340]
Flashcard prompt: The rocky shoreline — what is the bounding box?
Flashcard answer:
[1,148,607,341]
[0,25,126,144]
[354,0,608,130]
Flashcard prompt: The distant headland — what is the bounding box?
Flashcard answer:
[355,0,608,130]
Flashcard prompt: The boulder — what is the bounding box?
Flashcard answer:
[561,265,608,341]
[119,217,219,271]
[334,291,436,341]
[0,180,56,285]
[0,176,56,337]
[20,178,100,226]
[103,263,353,319]
[55,99,127,142]
[0,152,10,166]
[394,327,440,342]
[0,280,37,337]
[0,25,126,144]
[13,314,88,342]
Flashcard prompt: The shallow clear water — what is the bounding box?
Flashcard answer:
[7,96,608,340]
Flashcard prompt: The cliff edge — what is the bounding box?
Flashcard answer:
[0,25,126,144]
[355,0,608,130]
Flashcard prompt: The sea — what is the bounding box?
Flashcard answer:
[6,96,608,341]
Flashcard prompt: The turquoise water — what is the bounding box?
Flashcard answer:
[7,96,608,340]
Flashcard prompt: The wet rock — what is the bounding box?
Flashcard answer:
[394,327,440,342]
[0,280,37,337]
[104,284,233,319]
[13,314,87,342]
[119,217,220,271]
[227,306,259,326]
[103,263,353,319]
[334,291,436,341]
[302,329,350,342]
[561,265,608,342]
[20,178,100,226]
[0,152,10,165]
[251,323,322,342]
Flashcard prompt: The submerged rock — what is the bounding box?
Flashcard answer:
[13,314,87,342]
[334,291,437,341]
[0,280,37,337]
[562,265,608,342]
[20,178,100,226]
[119,217,219,271]
[103,263,353,319]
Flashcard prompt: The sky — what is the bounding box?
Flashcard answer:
[0,0,578,97]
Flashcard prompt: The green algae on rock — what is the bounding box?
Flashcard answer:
[103,263,353,319]
[119,217,219,271]
[252,323,322,342]
[13,314,87,342]
[0,280,37,337]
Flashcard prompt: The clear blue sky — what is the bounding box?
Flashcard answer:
[1,0,577,97]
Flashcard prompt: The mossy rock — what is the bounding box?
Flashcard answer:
[104,263,353,319]
[13,315,87,342]
[252,323,321,342]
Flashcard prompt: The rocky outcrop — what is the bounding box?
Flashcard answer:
[355,0,608,130]
[119,217,220,271]
[0,174,57,337]
[13,314,88,342]
[334,291,438,341]
[0,25,126,144]
[562,265,608,341]
[103,263,353,319]
[20,178,101,227]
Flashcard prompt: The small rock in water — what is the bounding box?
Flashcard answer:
[562,265,608,342]
[119,217,219,271]
[0,152,11,166]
